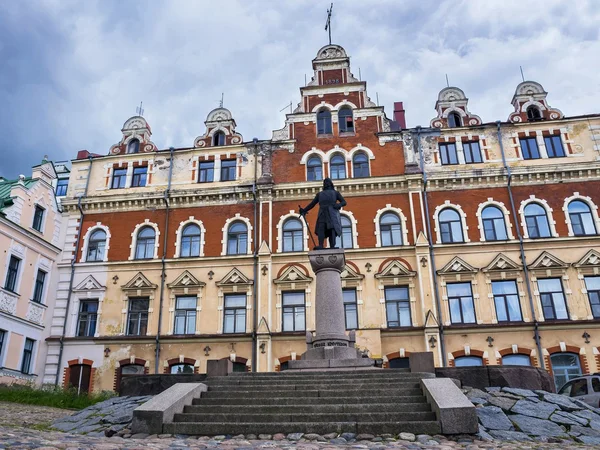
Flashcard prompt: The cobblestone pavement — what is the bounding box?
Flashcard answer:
[0,401,72,428]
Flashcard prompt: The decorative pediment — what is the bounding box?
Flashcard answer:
[122,272,157,291]
[216,268,253,287]
[437,256,478,275]
[340,263,364,281]
[425,310,439,328]
[574,250,600,268]
[257,317,271,335]
[483,254,521,273]
[274,264,312,285]
[528,251,568,270]
[375,260,416,279]
[167,270,205,289]
[73,275,105,292]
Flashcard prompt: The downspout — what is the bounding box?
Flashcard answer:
[416,126,447,366]
[496,121,543,367]
[155,147,175,374]
[251,138,259,372]
[55,155,93,386]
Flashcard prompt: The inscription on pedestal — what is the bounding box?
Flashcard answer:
[313,341,349,348]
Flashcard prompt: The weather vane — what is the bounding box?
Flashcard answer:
[325,3,333,45]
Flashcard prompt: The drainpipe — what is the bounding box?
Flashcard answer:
[55,155,93,386]
[251,138,259,373]
[496,121,543,367]
[416,126,447,366]
[155,147,175,374]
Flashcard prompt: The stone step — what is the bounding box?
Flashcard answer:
[226,369,412,377]
[206,375,433,385]
[206,382,421,391]
[184,402,432,414]
[193,395,428,406]
[163,420,441,436]
[200,387,423,398]
[173,411,437,423]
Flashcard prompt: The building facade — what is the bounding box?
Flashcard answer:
[0,160,64,384]
[44,44,600,393]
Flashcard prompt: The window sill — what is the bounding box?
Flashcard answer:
[339,132,356,137]
[317,134,334,139]
[29,300,48,309]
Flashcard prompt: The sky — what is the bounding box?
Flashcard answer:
[1,0,599,177]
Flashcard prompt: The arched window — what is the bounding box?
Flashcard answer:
[127,139,140,154]
[338,107,354,133]
[551,352,582,391]
[568,200,597,236]
[169,363,194,374]
[335,215,353,249]
[282,218,304,252]
[527,106,542,121]
[502,354,531,366]
[482,206,508,241]
[352,153,370,178]
[135,227,156,260]
[454,356,483,367]
[87,229,107,261]
[306,156,323,181]
[439,208,464,243]
[330,154,346,179]
[447,112,462,128]
[380,212,402,247]
[121,364,145,375]
[227,222,248,255]
[317,109,332,135]
[524,203,551,238]
[213,131,225,146]
[180,224,201,257]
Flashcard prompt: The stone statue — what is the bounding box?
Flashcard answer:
[299,178,347,250]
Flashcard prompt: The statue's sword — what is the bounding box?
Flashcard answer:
[298,205,318,249]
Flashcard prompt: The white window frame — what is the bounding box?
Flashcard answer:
[563,192,600,237]
[276,211,309,253]
[374,204,409,247]
[128,219,160,260]
[221,214,253,256]
[518,195,559,239]
[476,199,515,242]
[349,145,375,178]
[174,217,206,258]
[433,201,470,244]
[80,223,111,262]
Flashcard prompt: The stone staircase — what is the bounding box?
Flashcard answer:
[163,369,442,436]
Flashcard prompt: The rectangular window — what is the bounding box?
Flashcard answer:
[492,280,522,322]
[4,255,21,293]
[282,291,305,332]
[131,166,147,187]
[447,282,476,324]
[198,161,215,183]
[32,205,44,231]
[343,288,358,330]
[21,338,34,374]
[111,168,127,189]
[544,135,565,158]
[463,141,483,164]
[55,178,69,196]
[223,294,246,333]
[538,278,569,320]
[0,330,5,363]
[32,269,46,304]
[220,160,236,181]
[77,300,98,337]
[585,276,600,319]
[385,286,412,327]
[520,137,540,160]
[127,297,149,335]
[439,143,458,165]
[174,296,197,335]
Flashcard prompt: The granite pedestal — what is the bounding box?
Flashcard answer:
[288,248,375,370]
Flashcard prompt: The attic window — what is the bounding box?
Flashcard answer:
[213,131,226,146]
[127,139,140,154]
[527,106,542,121]
[447,112,462,128]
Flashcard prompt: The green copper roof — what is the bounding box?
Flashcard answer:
[0,177,38,211]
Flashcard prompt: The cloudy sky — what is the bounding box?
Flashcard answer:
[1,0,599,177]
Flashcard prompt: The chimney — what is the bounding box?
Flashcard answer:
[393,102,407,129]
[76,150,91,160]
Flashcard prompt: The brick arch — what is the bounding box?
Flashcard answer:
[544,345,589,377]
[596,347,600,373]
[275,355,293,372]
[165,357,198,374]
[220,356,250,372]
[113,358,149,392]
[377,257,413,273]
[382,351,411,369]
[277,263,310,279]
[345,260,361,274]
[449,349,489,367]
[497,347,538,367]
[63,358,96,394]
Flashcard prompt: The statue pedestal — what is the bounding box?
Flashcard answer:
[288,249,376,371]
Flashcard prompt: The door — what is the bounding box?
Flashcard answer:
[68,364,92,394]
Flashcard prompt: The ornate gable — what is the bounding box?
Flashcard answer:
[483,254,521,273]
[216,268,253,287]
[73,275,105,292]
[109,116,157,155]
[431,86,482,128]
[167,270,205,289]
[528,251,568,270]
[375,260,416,279]
[257,317,271,335]
[437,256,478,275]
[193,107,244,148]
[508,81,563,123]
[122,272,158,291]
[425,310,440,328]
[341,263,364,281]
[274,265,312,285]
[574,250,600,268]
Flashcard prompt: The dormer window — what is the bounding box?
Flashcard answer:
[317,109,332,135]
[213,131,225,146]
[127,139,140,154]
[338,107,354,133]
[447,112,462,128]
[527,106,542,121]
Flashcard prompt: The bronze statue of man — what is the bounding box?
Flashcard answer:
[300,178,347,249]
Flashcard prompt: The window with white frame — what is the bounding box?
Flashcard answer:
[447,282,476,324]
[439,208,464,243]
[131,166,147,187]
[343,288,358,330]
[174,296,197,335]
[32,205,44,232]
[330,154,346,179]
[544,135,565,158]
[87,229,107,262]
[538,278,569,320]
[481,206,508,241]
[227,222,248,255]
[585,276,600,319]
[335,215,353,249]
[77,300,98,337]
[127,298,149,335]
[338,107,354,133]
[111,168,127,189]
[307,156,323,181]
[317,109,332,135]
[223,294,246,334]
[380,212,403,246]
[520,137,540,160]
[463,141,483,164]
[524,203,552,238]
[502,354,531,366]
[385,286,411,327]
[32,269,46,304]
[21,338,34,374]
[282,218,304,252]
[352,153,369,177]
[198,161,215,182]
[180,224,202,257]
[4,255,20,293]
[135,227,156,260]
[439,143,458,165]
[282,291,305,331]
[220,159,236,181]
[568,200,597,236]
[492,280,522,322]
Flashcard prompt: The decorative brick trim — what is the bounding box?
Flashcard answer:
[165,357,198,374]
[497,347,537,367]
[450,349,489,366]
[546,345,589,376]
[377,257,414,273]
[277,263,310,279]
[113,358,149,392]
[275,355,293,372]
[382,351,411,369]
